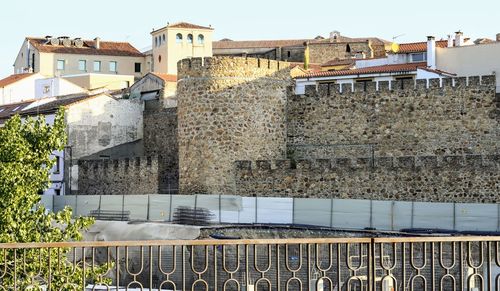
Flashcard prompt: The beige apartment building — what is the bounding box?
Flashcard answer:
[150,22,214,75]
[13,36,146,80]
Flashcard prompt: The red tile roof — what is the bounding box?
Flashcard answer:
[321,59,355,67]
[167,22,213,30]
[297,62,427,78]
[397,40,448,53]
[27,37,144,57]
[213,39,311,49]
[151,72,177,82]
[309,36,390,46]
[0,73,34,88]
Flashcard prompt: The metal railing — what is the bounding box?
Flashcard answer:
[0,236,499,290]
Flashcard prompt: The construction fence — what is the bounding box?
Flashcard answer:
[40,194,500,232]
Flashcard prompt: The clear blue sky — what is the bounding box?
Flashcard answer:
[0,0,498,77]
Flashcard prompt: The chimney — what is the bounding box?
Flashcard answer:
[455,31,464,47]
[447,35,453,47]
[94,37,101,49]
[427,36,436,69]
[496,33,500,42]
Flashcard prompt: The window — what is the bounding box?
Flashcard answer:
[12,106,21,112]
[346,44,351,53]
[410,52,426,62]
[187,34,193,44]
[109,61,117,72]
[78,60,86,71]
[162,34,166,43]
[57,59,65,70]
[176,33,183,43]
[53,156,60,174]
[155,37,158,47]
[134,62,141,73]
[93,61,101,72]
[287,51,291,58]
[158,55,162,63]
[197,34,204,44]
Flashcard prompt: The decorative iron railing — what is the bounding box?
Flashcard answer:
[0,236,499,290]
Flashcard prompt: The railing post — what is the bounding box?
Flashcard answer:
[368,238,376,291]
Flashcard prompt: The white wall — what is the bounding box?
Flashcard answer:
[0,73,44,105]
[436,42,500,89]
[35,77,86,99]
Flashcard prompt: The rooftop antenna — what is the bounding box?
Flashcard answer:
[392,33,405,41]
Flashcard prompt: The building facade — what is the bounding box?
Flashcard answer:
[150,22,213,75]
[13,37,146,80]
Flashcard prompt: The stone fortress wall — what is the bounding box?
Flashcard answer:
[235,75,499,202]
[78,156,161,195]
[176,57,292,194]
[78,56,499,203]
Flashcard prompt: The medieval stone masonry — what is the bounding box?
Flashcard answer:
[78,56,499,203]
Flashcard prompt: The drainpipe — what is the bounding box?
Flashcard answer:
[304,41,310,70]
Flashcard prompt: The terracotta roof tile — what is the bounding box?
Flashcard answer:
[27,37,144,57]
[20,93,109,116]
[151,72,177,82]
[213,39,311,49]
[321,59,355,67]
[297,62,427,78]
[0,73,34,88]
[309,36,390,46]
[167,22,213,30]
[397,40,448,53]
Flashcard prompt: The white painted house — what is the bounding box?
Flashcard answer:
[0,92,144,195]
[0,72,87,105]
[0,73,43,105]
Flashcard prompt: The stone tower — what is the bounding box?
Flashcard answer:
[176,57,291,194]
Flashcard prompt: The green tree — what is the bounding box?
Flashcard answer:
[0,110,108,289]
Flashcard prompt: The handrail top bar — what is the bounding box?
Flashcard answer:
[373,236,500,243]
[0,237,372,249]
[1,236,500,249]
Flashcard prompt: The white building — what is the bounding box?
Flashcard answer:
[0,73,43,104]
[0,92,144,195]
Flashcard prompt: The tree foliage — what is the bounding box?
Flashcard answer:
[0,110,108,289]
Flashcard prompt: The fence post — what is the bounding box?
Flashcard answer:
[391,201,395,231]
[169,194,173,222]
[121,195,125,217]
[146,195,150,221]
[453,202,456,230]
[218,194,222,224]
[255,196,258,224]
[410,201,415,228]
[292,198,295,225]
[330,198,334,228]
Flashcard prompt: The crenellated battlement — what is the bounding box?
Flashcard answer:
[79,156,159,176]
[235,154,500,172]
[177,56,291,80]
[234,154,500,202]
[300,75,496,97]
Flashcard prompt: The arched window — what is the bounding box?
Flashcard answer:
[346,44,351,53]
[162,34,166,43]
[176,33,183,43]
[197,34,204,44]
[187,34,193,44]
[154,37,158,47]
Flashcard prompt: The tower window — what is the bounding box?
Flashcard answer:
[187,34,193,44]
[197,34,204,44]
[176,33,183,43]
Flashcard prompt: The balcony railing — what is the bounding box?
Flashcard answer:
[0,236,499,290]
